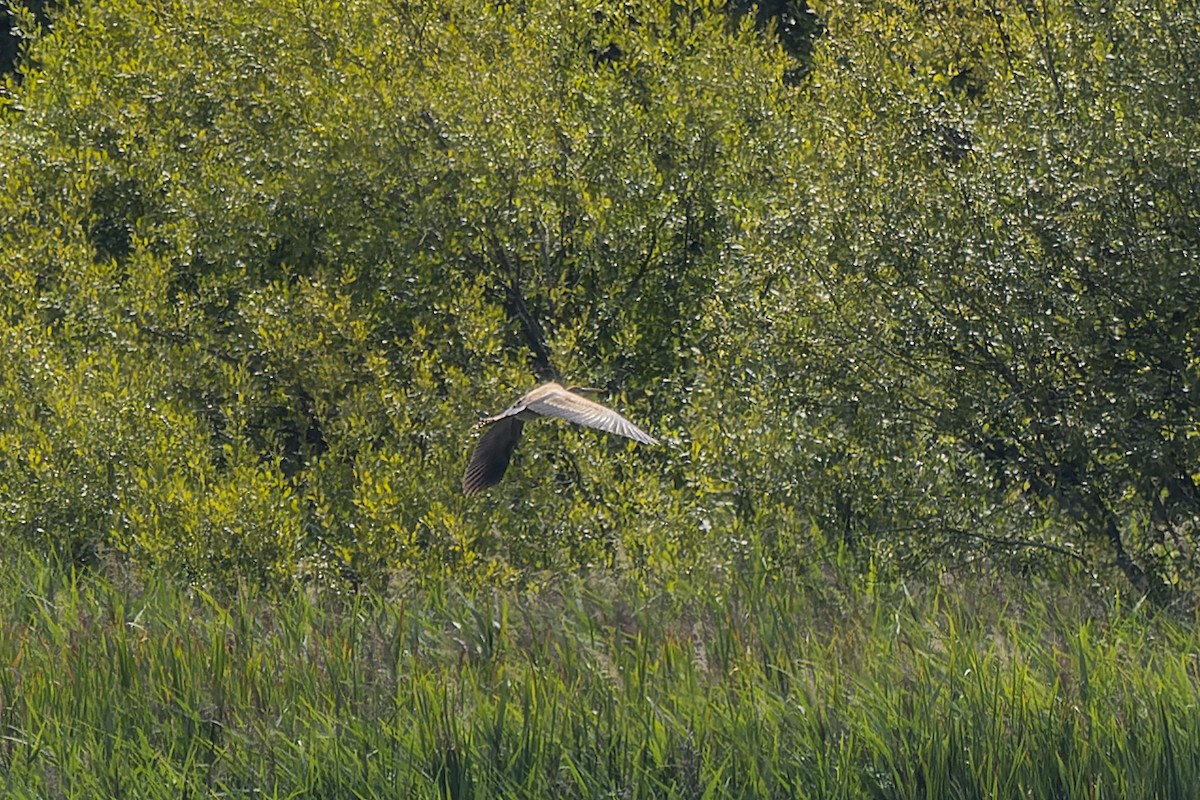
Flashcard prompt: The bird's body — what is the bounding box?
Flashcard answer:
[463,382,657,494]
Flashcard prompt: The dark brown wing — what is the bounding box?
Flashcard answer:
[463,417,525,495]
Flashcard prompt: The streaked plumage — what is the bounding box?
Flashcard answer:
[463,382,657,494]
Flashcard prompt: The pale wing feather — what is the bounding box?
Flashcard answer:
[526,389,658,444]
[479,396,536,426]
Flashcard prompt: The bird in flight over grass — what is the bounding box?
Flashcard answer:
[463,382,657,494]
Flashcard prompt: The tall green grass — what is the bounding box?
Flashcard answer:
[1,552,1197,798]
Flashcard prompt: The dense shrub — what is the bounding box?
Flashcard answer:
[0,0,1195,600]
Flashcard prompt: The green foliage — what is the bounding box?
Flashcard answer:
[0,0,1197,600]
[0,1,56,77]
[763,0,1200,596]
[1,554,1198,798]
[0,0,802,587]
[5,1,1200,793]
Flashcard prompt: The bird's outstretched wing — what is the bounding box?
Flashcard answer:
[526,387,658,444]
[463,417,525,495]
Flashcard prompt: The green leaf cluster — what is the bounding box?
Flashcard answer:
[0,0,1196,598]
[785,0,1200,599]
[0,0,799,588]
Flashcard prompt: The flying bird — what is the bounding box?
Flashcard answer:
[463,382,657,494]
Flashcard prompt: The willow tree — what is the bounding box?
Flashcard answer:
[787,0,1200,600]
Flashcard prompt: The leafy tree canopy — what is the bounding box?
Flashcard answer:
[0,0,1196,602]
